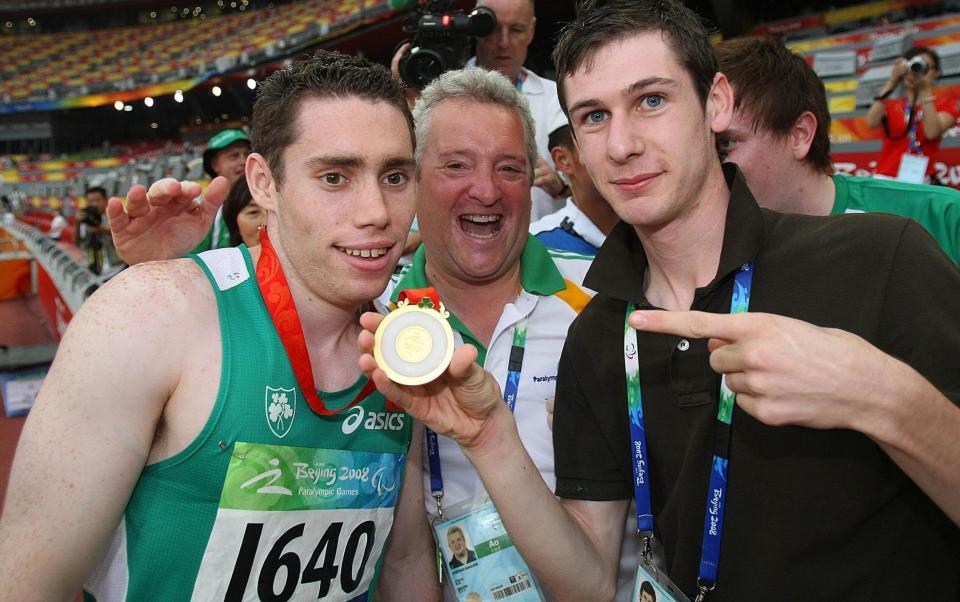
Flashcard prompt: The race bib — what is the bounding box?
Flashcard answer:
[434,502,543,602]
[191,443,405,601]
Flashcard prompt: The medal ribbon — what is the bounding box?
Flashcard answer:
[624,261,754,595]
[256,228,376,416]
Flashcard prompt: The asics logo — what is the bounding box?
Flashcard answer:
[342,406,406,435]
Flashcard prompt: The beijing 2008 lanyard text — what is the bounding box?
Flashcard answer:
[624,261,754,602]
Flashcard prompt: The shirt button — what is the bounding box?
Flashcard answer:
[677,338,690,352]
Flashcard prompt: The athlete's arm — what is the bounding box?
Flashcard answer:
[377,421,440,601]
[0,261,200,599]
[357,312,624,601]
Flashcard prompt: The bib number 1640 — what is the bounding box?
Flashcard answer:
[225,520,376,601]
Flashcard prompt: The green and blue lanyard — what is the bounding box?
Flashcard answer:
[624,262,754,601]
[426,321,528,583]
[427,321,529,511]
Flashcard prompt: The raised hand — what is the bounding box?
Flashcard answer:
[107,176,230,265]
[628,309,898,433]
[533,156,565,197]
[357,311,512,450]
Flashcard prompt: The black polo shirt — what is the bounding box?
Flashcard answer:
[553,166,960,600]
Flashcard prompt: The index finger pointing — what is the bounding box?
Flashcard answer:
[628,310,751,342]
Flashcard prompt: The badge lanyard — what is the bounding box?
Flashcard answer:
[904,101,925,155]
[256,227,377,416]
[426,320,528,518]
[624,261,754,601]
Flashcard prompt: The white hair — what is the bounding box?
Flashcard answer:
[412,67,538,177]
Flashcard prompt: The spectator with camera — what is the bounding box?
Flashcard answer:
[865,46,959,183]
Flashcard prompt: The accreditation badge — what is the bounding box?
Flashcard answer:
[896,153,929,184]
[433,501,544,602]
[375,300,455,386]
[633,556,690,602]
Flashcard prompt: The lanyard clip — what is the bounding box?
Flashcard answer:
[641,535,653,562]
[432,491,444,520]
[694,580,715,602]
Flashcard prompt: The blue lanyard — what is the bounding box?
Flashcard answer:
[624,262,754,599]
[904,101,925,155]
[427,321,528,512]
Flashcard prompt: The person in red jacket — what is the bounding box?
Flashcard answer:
[866,46,959,183]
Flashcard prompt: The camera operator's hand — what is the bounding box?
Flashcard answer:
[107,176,229,265]
[391,42,420,109]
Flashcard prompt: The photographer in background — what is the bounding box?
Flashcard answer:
[865,46,959,183]
[393,0,568,221]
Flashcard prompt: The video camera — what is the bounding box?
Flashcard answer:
[398,0,497,90]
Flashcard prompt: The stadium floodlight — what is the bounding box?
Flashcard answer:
[150,123,159,129]
[124,105,133,112]
[114,101,124,111]
[212,86,222,97]
[144,96,154,107]
[174,90,184,103]
[246,78,257,90]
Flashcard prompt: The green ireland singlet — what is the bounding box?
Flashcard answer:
[84,246,412,601]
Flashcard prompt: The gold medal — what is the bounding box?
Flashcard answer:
[374,301,455,386]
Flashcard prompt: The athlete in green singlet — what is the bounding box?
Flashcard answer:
[0,52,438,601]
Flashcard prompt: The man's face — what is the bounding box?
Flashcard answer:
[564,32,729,231]
[417,99,531,287]
[475,0,535,82]
[447,530,466,555]
[212,140,251,183]
[257,97,415,308]
[85,191,107,213]
[718,107,798,213]
[640,591,655,602]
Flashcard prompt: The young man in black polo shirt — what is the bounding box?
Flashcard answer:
[359,1,960,600]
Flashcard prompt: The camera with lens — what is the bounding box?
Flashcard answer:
[398,0,497,91]
[907,56,929,76]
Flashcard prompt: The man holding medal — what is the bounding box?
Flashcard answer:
[375,67,645,600]
[359,1,960,600]
[0,52,437,601]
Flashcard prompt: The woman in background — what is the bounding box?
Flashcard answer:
[221,175,266,247]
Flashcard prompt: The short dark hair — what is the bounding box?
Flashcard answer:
[252,50,414,188]
[639,580,657,600]
[548,124,573,152]
[716,36,833,175]
[221,175,254,247]
[553,0,718,113]
[904,45,941,74]
[85,186,107,198]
